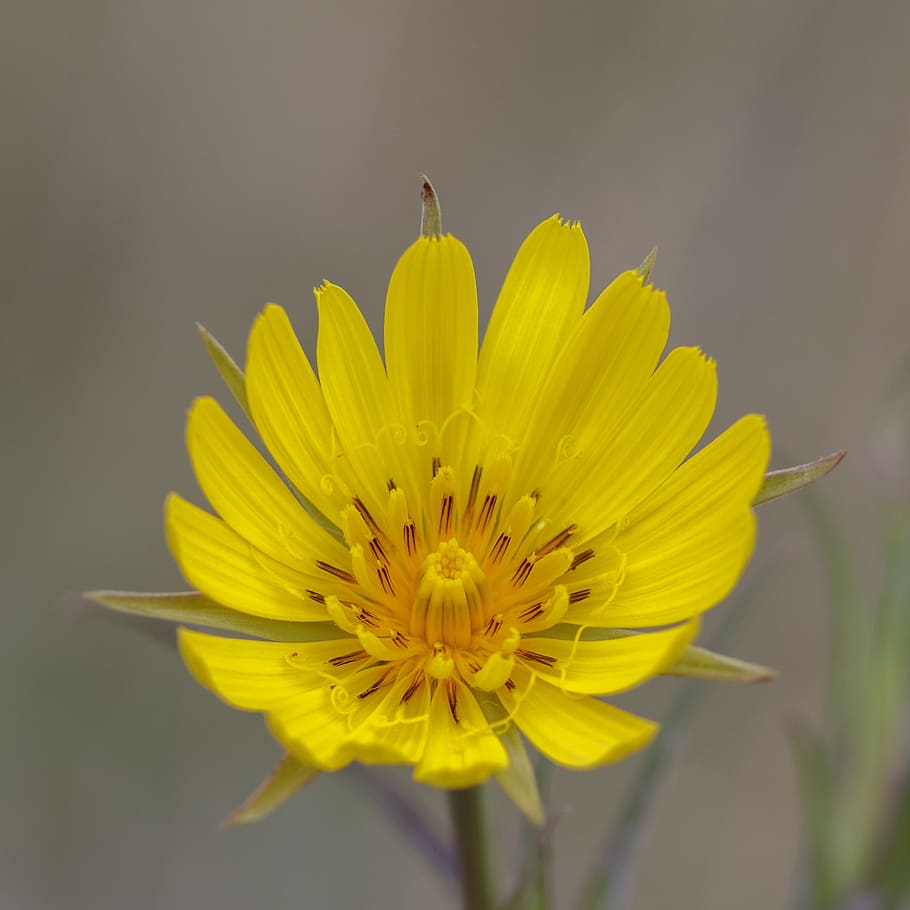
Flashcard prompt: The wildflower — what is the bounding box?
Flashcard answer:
[146,211,771,790]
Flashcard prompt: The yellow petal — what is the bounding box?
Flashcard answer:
[179,628,348,707]
[518,620,698,695]
[384,235,478,430]
[186,396,349,570]
[347,667,431,765]
[245,304,345,522]
[179,628,364,771]
[413,679,508,787]
[604,414,769,626]
[549,346,717,536]
[315,282,417,512]
[514,271,670,499]
[500,667,657,769]
[165,494,330,621]
[476,216,589,444]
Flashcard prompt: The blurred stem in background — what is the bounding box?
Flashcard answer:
[449,786,495,910]
[791,496,910,910]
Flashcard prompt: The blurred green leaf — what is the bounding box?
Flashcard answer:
[790,722,836,908]
[575,575,770,910]
[85,590,346,642]
[874,771,910,908]
[802,489,864,742]
[223,753,319,827]
[754,451,845,506]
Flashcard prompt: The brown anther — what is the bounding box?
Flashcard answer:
[519,602,544,621]
[488,532,511,564]
[511,558,534,587]
[401,671,425,704]
[347,601,379,629]
[438,493,454,535]
[568,588,590,604]
[306,589,326,604]
[377,564,395,596]
[516,648,557,668]
[328,650,368,667]
[484,615,503,636]
[504,678,516,692]
[386,478,397,491]
[478,494,498,532]
[388,628,410,649]
[570,548,595,571]
[358,669,395,700]
[369,536,389,564]
[463,465,482,530]
[535,524,577,557]
[316,561,357,584]
[352,497,384,539]
[404,520,417,557]
[446,679,459,723]
[432,456,442,477]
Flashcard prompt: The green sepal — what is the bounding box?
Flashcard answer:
[494,725,545,828]
[664,643,776,683]
[476,694,544,826]
[85,590,346,643]
[197,323,251,419]
[543,625,774,683]
[637,246,658,283]
[754,451,846,506]
[420,175,442,237]
[223,754,319,827]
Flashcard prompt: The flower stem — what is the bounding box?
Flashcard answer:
[448,785,494,910]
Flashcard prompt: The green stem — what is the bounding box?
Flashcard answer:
[448,786,494,910]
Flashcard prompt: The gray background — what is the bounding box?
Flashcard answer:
[4,1,910,908]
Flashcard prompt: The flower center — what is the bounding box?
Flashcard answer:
[411,538,491,649]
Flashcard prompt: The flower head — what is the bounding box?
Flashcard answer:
[170,214,770,789]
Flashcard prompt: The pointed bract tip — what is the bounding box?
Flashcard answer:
[637,246,658,283]
[419,175,442,238]
[754,450,847,506]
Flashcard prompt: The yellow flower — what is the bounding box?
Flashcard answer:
[170,215,770,789]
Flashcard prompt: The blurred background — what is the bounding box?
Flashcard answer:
[4,1,910,908]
